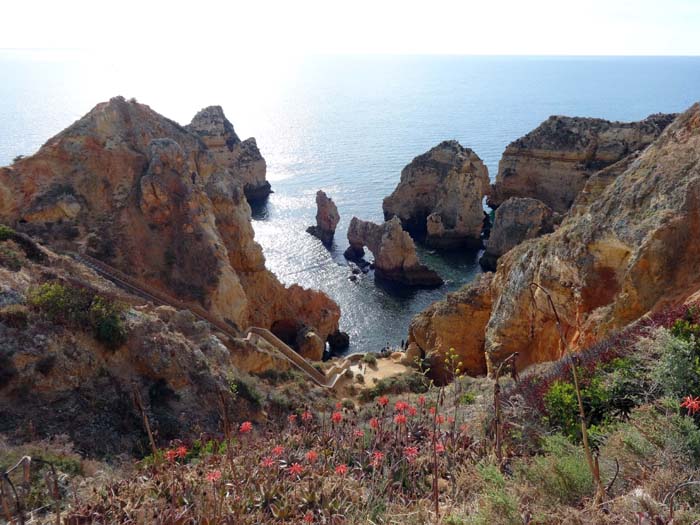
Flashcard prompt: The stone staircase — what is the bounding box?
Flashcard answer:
[73,253,351,389]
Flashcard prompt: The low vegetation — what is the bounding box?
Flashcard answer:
[3,305,700,524]
[27,282,128,349]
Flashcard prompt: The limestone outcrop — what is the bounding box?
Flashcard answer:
[479,197,557,271]
[383,141,490,248]
[0,240,294,456]
[487,113,677,213]
[0,96,340,347]
[306,190,340,245]
[187,105,271,201]
[344,217,443,286]
[408,273,493,383]
[410,103,700,376]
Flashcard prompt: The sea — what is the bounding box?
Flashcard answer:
[1,51,699,353]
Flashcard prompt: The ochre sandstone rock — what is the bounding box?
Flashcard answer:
[344,216,443,287]
[187,105,271,201]
[479,197,557,271]
[407,273,493,383]
[410,104,700,377]
[383,141,490,248]
[306,190,340,245]
[488,113,677,213]
[0,96,339,346]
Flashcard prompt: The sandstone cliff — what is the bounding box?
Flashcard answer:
[0,236,295,456]
[344,217,443,287]
[383,141,490,248]
[186,105,271,202]
[306,190,340,246]
[410,103,700,378]
[488,113,676,213]
[0,97,339,346]
[479,197,557,271]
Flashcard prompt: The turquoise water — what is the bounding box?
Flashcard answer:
[1,52,699,353]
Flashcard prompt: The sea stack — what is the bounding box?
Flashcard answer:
[344,216,443,287]
[383,140,490,249]
[306,190,340,246]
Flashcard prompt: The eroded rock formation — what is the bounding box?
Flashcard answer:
[410,103,700,377]
[306,190,340,245]
[408,273,493,383]
[488,113,677,213]
[187,105,271,201]
[383,141,490,248]
[0,96,339,346]
[344,217,443,286]
[479,197,557,271]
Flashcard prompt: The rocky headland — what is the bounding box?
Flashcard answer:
[383,140,490,249]
[306,190,340,246]
[487,113,677,213]
[344,216,443,287]
[0,96,340,347]
[410,103,700,381]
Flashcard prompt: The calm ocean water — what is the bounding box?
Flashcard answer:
[1,52,699,353]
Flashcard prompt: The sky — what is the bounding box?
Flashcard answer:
[1,0,699,56]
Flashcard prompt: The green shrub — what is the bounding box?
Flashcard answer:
[28,282,127,349]
[362,353,378,366]
[471,463,520,525]
[0,224,15,241]
[519,434,594,505]
[654,326,700,398]
[359,371,428,401]
[460,392,476,405]
[543,372,610,442]
[229,375,262,409]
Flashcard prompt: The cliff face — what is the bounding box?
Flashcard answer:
[479,197,557,271]
[186,105,271,202]
[0,97,339,343]
[488,113,677,213]
[383,141,490,248]
[345,217,443,286]
[410,103,700,376]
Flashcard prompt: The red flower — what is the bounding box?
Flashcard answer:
[447,416,455,425]
[377,396,389,407]
[436,415,445,425]
[335,401,342,410]
[435,442,445,454]
[331,411,343,424]
[394,401,408,413]
[429,407,436,415]
[175,446,188,458]
[394,414,407,425]
[303,511,314,523]
[353,429,365,438]
[407,405,417,417]
[261,457,275,468]
[288,414,298,424]
[206,470,222,482]
[239,421,253,433]
[404,446,419,463]
[302,411,313,422]
[371,451,384,468]
[165,449,178,462]
[369,417,380,430]
[305,450,318,463]
[272,445,284,457]
[418,395,426,406]
[681,395,700,415]
[335,464,348,475]
[288,462,303,477]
